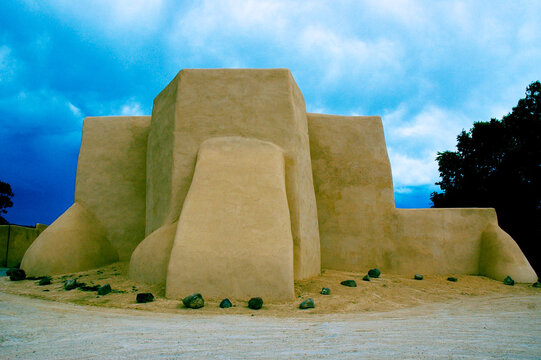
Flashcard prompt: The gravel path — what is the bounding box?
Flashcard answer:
[0,292,540,359]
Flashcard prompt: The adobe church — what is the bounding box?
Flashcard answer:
[21,69,537,300]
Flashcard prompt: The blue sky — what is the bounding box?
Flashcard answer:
[1,1,540,226]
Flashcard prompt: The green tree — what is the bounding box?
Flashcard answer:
[431,81,540,274]
[0,180,14,225]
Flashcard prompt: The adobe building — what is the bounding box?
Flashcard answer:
[0,223,47,267]
[21,69,537,301]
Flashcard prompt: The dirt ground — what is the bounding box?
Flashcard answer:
[1,263,540,359]
[0,292,540,359]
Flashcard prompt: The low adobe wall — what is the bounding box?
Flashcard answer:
[392,208,496,274]
[0,224,47,267]
[308,113,537,281]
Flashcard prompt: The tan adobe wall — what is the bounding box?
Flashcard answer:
[75,116,150,260]
[0,226,7,266]
[21,203,118,276]
[166,137,295,300]
[308,113,396,271]
[21,116,150,275]
[392,208,497,274]
[308,113,536,282]
[146,69,320,280]
[0,224,47,267]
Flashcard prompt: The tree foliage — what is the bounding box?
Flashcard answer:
[431,81,540,274]
[0,180,14,225]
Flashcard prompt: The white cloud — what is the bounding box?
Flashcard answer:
[119,101,145,116]
[297,26,402,84]
[67,102,82,118]
[385,105,471,152]
[34,0,166,37]
[0,90,85,132]
[382,104,476,188]
[388,147,438,187]
[362,0,428,28]
[170,0,291,48]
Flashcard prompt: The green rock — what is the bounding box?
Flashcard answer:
[38,276,52,286]
[64,279,78,290]
[447,277,458,282]
[97,284,112,295]
[182,293,204,309]
[368,268,381,278]
[503,276,515,286]
[219,298,232,308]
[136,293,154,303]
[340,280,357,287]
[320,287,331,295]
[9,269,26,281]
[248,297,263,310]
[362,275,370,282]
[299,298,315,309]
[79,284,100,291]
[414,274,423,280]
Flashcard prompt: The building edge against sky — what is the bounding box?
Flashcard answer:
[20,69,537,301]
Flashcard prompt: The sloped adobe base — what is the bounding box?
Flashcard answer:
[21,203,118,276]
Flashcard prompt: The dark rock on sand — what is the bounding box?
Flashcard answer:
[97,284,112,296]
[503,276,514,286]
[38,276,52,286]
[136,293,154,303]
[9,269,26,281]
[299,298,315,309]
[320,287,331,295]
[248,297,263,310]
[64,279,78,290]
[340,280,357,287]
[219,298,233,308]
[183,293,204,309]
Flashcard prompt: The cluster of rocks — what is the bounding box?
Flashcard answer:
[5,267,539,312]
[340,268,382,287]
[6,269,54,286]
[63,278,113,295]
[175,294,267,310]
[500,275,540,287]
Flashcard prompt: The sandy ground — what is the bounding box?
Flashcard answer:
[1,292,540,359]
[1,263,540,358]
[0,262,539,316]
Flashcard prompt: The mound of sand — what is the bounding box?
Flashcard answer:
[1,262,538,317]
